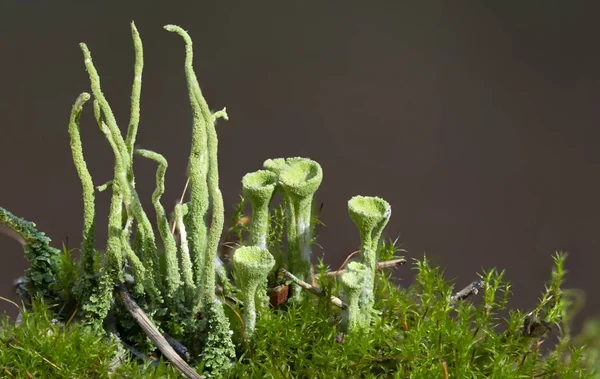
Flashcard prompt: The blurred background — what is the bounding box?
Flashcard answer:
[1,2,599,331]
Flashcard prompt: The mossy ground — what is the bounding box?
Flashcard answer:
[1,246,598,378]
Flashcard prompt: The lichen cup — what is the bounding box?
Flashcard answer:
[233,246,275,337]
[278,158,323,301]
[242,170,278,250]
[340,261,369,333]
[347,195,391,322]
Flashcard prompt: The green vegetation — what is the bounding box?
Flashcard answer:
[0,22,598,378]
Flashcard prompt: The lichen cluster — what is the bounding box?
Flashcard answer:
[0,23,395,376]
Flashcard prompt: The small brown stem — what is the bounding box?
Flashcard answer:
[325,258,407,278]
[116,286,202,379]
[280,268,347,310]
[449,279,485,306]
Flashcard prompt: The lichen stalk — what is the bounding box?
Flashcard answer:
[67,92,96,280]
[164,25,209,303]
[165,24,235,375]
[83,42,163,307]
[125,21,143,161]
[121,205,146,296]
[80,44,128,160]
[86,100,129,322]
[135,149,181,299]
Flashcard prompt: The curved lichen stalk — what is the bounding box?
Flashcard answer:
[164,25,209,306]
[165,24,235,375]
[79,24,166,319]
[67,92,98,303]
[135,148,182,300]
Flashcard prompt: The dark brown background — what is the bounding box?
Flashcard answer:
[1,2,599,331]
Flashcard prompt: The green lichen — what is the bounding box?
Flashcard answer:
[233,246,275,336]
[278,158,323,300]
[340,262,369,333]
[347,195,391,322]
[242,170,278,249]
[165,24,235,374]
[164,25,209,308]
[135,149,181,301]
[0,207,62,303]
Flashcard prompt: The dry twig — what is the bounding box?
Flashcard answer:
[280,268,347,310]
[449,279,485,306]
[116,286,203,379]
[325,258,407,278]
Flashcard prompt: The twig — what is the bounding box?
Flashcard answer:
[449,279,485,306]
[325,258,407,277]
[280,268,347,310]
[115,286,203,379]
[170,176,190,235]
[329,250,360,277]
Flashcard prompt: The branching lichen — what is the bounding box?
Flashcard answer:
[165,24,235,375]
[164,25,210,308]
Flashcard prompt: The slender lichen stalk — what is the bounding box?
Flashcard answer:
[125,21,143,162]
[67,93,96,290]
[165,24,235,375]
[85,99,129,322]
[163,25,209,306]
[347,195,391,321]
[81,30,165,312]
[242,170,278,249]
[135,149,181,300]
[233,247,275,337]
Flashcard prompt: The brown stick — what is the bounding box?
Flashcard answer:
[449,279,485,306]
[280,268,347,310]
[116,287,203,379]
[325,258,407,277]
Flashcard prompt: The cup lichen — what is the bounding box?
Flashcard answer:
[0,21,398,378]
[232,246,275,336]
[277,158,323,300]
[340,261,369,333]
[348,195,391,319]
[242,170,278,250]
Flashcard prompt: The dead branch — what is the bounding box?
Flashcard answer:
[449,279,485,306]
[115,286,203,379]
[325,258,407,278]
[280,268,347,310]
